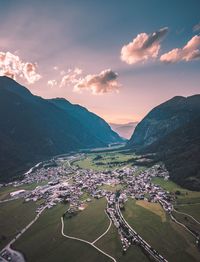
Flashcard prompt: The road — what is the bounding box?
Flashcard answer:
[173,207,200,225]
[92,210,112,244]
[170,212,197,237]
[115,199,168,262]
[0,206,47,261]
[61,216,116,262]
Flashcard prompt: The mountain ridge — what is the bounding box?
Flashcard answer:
[128,95,200,190]
[0,76,121,181]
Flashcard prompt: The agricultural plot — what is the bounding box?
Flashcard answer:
[73,151,136,171]
[0,199,37,249]
[123,199,199,262]
[14,203,111,262]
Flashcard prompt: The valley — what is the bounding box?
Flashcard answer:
[0,2,200,262]
[0,150,200,262]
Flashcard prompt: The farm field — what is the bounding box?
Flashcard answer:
[0,199,37,249]
[73,151,136,171]
[63,198,109,242]
[14,203,112,262]
[123,199,199,262]
[174,203,200,221]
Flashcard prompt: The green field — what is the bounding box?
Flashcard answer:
[152,177,200,204]
[172,209,200,236]
[14,203,112,262]
[73,151,136,171]
[0,199,37,249]
[0,181,48,201]
[64,198,109,242]
[174,203,200,221]
[123,199,200,262]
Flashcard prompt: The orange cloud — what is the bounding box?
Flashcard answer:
[0,51,41,84]
[160,35,200,63]
[121,27,168,64]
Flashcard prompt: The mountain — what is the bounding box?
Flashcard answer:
[128,95,200,190]
[109,122,138,139]
[0,76,122,181]
[50,98,120,145]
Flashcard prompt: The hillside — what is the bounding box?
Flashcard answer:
[0,76,121,181]
[50,98,120,145]
[128,95,200,190]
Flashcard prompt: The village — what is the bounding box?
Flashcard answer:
[0,153,173,261]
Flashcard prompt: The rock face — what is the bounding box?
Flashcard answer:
[128,95,200,190]
[129,95,200,149]
[0,76,122,181]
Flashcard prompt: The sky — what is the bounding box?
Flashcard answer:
[0,0,200,124]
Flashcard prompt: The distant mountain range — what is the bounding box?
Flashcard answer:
[128,95,200,190]
[0,76,122,181]
[109,122,138,139]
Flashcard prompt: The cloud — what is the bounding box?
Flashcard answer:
[47,79,58,88]
[74,69,120,94]
[60,67,82,87]
[160,35,200,63]
[0,51,41,84]
[193,22,200,32]
[121,27,168,64]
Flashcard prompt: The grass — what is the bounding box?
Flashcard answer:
[73,151,136,171]
[152,177,200,205]
[14,203,111,262]
[0,199,37,249]
[152,177,183,192]
[0,181,48,201]
[96,224,149,262]
[123,199,200,262]
[64,198,109,242]
[174,203,200,221]
[136,200,166,222]
[172,210,200,236]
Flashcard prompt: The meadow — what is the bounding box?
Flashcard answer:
[0,199,37,249]
[73,151,136,171]
[123,199,199,262]
[152,177,200,204]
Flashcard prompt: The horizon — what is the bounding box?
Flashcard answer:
[0,0,200,124]
[1,75,199,126]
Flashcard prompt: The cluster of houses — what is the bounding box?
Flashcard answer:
[2,153,173,217]
[1,153,174,256]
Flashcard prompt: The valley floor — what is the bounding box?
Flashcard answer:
[0,150,200,262]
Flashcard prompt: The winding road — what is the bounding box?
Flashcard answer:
[173,207,200,225]
[61,216,117,262]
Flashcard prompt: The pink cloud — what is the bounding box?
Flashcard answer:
[121,27,168,64]
[74,69,120,95]
[47,79,58,88]
[0,51,41,84]
[60,67,82,87]
[160,35,200,63]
